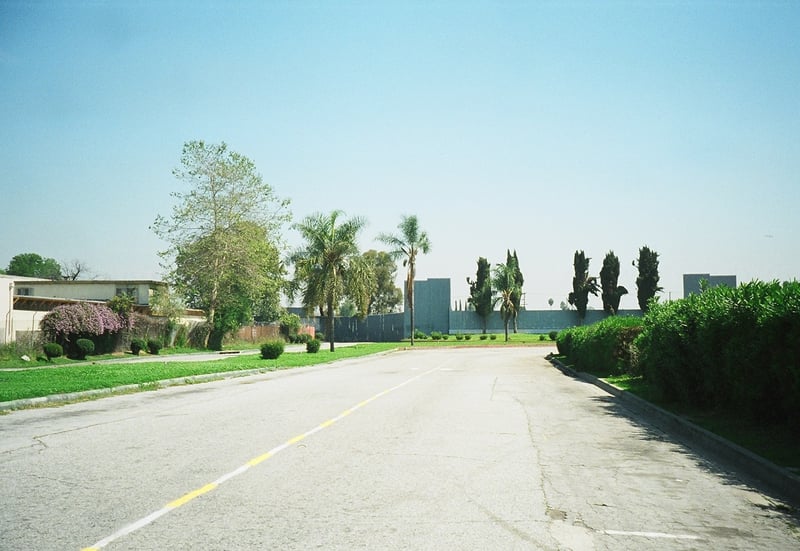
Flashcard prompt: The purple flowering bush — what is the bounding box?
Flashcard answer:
[40,303,124,345]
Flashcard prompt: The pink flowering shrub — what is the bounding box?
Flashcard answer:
[40,302,124,343]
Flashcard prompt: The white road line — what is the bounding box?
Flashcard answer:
[81,358,450,550]
[604,529,701,540]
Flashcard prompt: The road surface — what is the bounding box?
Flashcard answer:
[1,347,797,550]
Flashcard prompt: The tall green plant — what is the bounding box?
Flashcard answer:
[492,263,520,342]
[634,245,663,312]
[506,250,524,332]
[467,257,493,333]
[289,211,374,352]
[152,140,290,348]
[567,250,599,323]
[600,251,628,315]
[377,215,431,346]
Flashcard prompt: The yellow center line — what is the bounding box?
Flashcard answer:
[81,361,447,550]
[167,483,218,509]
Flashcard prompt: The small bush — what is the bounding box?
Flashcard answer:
[413,329,428,340]
[306,338,321,353]
[147,339,162,355]
[261,340,285,360]
[442,334,450,340]
[43,343,63,362]
[430,331,442,340]
[295,333,311,344]
[130,338,146,356]
[75,338,95,360]
[539,334,547,341]
[316,332,325,342]
[455,334,464,341]
[490,334,497,340]
[479,334,488,340]
[464,334,472,340]
[548,331,558,341]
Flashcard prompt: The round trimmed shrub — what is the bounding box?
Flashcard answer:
[130,338,146,356]
[147,339,162,355]
[479,334,488,340]
[464,334,472,340]
[490,334,497,340]
[548,331,558,341]
[75,338,95,360]
[306,338,321,353]
[261,340,285,360]
[43,343,63,362]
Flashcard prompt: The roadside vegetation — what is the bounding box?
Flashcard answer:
[0,343,398,403]
[554,280,800,470]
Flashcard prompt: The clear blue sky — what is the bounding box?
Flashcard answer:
[2,1,798,310]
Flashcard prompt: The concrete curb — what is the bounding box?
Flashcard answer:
[548,356,800,507]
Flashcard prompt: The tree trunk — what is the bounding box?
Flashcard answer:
[327,297,335,352]
[407,275,415,346]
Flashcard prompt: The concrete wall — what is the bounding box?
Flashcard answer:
[406,278,451,335]
[683,273,737,298]
[449,309,642,334]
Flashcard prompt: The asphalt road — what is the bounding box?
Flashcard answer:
[1,347,797,550]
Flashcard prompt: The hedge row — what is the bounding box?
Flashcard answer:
[556,315,642,375]
[636,280,800,426]
[557,280,800,429]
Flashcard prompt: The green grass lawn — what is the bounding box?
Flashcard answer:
[0,343,399,403]
[602,374,800,472]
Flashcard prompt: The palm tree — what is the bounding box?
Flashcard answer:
[289,211,373,352]
[492,262,520,342]
[378,215,431,345]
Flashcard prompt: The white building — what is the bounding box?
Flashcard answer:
[1,276,203,344]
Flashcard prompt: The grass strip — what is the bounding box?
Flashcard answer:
[0,343,398,403]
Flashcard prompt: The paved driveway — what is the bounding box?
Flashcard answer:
[1,347,797,549]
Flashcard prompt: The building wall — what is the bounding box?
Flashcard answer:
[405,278,451,335]
[683,273,737,298]
[11,280,164,305]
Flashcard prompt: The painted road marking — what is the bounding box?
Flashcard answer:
[604,530,701,540]
[81,361,449,550]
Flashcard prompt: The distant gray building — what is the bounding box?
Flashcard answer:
[683,273,737,298]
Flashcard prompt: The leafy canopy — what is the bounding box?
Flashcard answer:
[289,210,374,351]
[377,215,431,345]
[6,253,62,280]
[568,250,600,321]
[152,141,290,347]
[467,257,493,333]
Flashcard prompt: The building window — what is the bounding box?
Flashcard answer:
[116,287,139,303]
[15,287,33,296]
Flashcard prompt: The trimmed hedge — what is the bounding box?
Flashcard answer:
[636,280,800,427]
[556,316,643,376]
[260,340,285,360]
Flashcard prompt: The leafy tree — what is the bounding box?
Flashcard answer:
[506,250,524,332]
[634,245,663,312]
[6,253,62,279]
[467,257,493,333]
[152,140,290,348]
[378,215,431,346]
[492,262,520,342]
[362,250,403,314]
[289,211,374,352]
[567,250,599,323]
[600,251,628,315]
